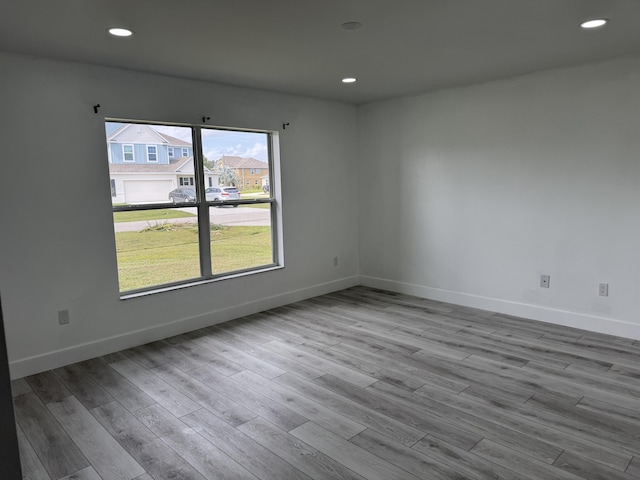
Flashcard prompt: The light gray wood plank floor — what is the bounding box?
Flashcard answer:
[13,286,640,479]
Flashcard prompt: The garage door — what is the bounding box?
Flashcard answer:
[124,180,173,203]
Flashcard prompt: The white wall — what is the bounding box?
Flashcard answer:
[358,55,640,340]
[0,52,359,377]
[4,50,640,379]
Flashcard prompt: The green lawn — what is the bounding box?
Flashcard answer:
[115,223,272,291]
[239,187,266,194]
[239,203,271,209]
[113,209,195,223]
[240,191,269,199]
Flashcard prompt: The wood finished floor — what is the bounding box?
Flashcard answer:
[12,286,640,480]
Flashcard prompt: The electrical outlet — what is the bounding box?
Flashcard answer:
[58,309,70,325]
[540,275,550,288]
[599,283,609,297]
[333,256,339,267]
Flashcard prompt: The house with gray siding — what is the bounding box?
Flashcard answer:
[106,124,218,203]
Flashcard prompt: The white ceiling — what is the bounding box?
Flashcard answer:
[2,0,640,104]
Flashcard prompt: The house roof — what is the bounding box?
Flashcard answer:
[109,157,213,174]
[218,156,268,169]
[107,124,191,147]
[159,132,191,147]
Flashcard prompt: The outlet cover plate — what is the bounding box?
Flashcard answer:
[58,309,70,325]
[599,283,609,297]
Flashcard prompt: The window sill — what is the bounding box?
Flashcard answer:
[119,264,284,300]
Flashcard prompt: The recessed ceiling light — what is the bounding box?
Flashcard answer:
[341,21,363,31]
[580,18,608,29]
[108,27,134,37]
[342,77,357,84]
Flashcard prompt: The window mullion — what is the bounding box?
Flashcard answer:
[267,133,278,265]
[192,126,212,278]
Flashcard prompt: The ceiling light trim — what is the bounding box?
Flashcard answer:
[580,18,608,29]
[108,27,134,37]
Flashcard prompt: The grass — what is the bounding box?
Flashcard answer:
[211,225,273,274]
[113,209,195,223]
[115,223,272,291]
[239,203,271,209]
[239,187,266,194]
[240,191,269,199]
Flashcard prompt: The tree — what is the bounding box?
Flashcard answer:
[218,165,239,186]
[203,155,215,171]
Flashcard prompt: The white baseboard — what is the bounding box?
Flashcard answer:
[360,275,640,341]
[10,275,360,379]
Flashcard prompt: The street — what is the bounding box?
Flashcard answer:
[113,206,271,232]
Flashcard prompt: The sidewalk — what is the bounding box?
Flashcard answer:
[113,206,270,232]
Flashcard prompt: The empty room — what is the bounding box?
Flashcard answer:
[1,1,640,479]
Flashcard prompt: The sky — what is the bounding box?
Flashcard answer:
[154,125,268,162]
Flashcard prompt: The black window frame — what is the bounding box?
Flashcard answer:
[107,119,280,297]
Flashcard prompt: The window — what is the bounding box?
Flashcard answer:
[182,147,188,157]
[123,144,134,162]
[251,168,255,175]
[255,180,259,185]
[147,145,158,162]
[256,168,262,174]
[168,147,174,158]
[105,120,279,295]
[110,179,117,197]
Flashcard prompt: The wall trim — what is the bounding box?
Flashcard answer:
[10,275,360,379]
[360,275,640,341]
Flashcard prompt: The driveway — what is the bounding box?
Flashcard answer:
[113,206,271,232]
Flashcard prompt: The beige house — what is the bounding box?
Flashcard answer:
[217,155,269,189]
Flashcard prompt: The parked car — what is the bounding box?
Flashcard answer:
[168,188,196,203]
[205,186,240,207]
